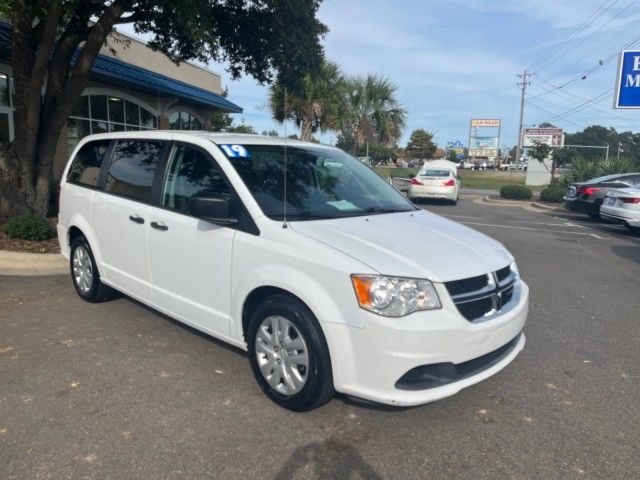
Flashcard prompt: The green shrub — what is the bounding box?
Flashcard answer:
[540,185,566,203]
[500,184,532,200]
[2,214,54,241]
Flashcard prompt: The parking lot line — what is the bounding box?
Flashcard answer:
[441,214,489,220]
[458,221,611,239]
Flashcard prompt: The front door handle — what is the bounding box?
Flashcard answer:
[150,221,168,231]
[129,214,144,224]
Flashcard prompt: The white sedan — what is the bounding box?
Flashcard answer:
[408,164,460,204]
[600,184,640,231]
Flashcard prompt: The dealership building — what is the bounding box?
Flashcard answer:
[0,21,242,176]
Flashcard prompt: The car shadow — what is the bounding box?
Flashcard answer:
[611,245,640,265]
[121,294,247,357]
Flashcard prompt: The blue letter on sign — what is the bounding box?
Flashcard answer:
[615,50,640,108]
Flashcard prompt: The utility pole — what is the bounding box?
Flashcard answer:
[515,70,532,168]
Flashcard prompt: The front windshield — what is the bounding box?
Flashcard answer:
[219,143,415,220]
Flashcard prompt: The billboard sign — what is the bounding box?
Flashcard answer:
[469,118,500,157]
[469,136,498,150]
[523,128,564,147]
[614,50,640,108]
[470,119,501,127]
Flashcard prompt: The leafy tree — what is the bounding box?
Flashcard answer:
[0,0,326,219]
[261,130,279,137]
[339,74,406,153]
[406,129,437,160]
[210,87,234,131]
[529,141,576,182]
[227,123,257,134]
[448,150,458,163]
[269,60,344,141]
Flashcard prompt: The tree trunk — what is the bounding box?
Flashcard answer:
[300,119,314,141]
[0,146,32,220]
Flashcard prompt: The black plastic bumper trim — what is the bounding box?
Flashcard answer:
[394,333,522,391]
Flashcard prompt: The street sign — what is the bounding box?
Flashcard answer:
[523,128,564,147]
[614,50,640,109]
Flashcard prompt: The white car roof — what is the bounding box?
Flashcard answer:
[77,130,335,150]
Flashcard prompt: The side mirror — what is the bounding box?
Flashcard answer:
[189,195,237,225]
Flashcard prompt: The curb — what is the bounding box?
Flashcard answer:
[479,195,565,211]
[530,201,563,211]
[0,250,67,276]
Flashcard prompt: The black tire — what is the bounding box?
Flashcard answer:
[247,294,334,411]
[625,223,640,234]
[69,235,114,303]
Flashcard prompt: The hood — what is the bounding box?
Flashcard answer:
[289,210,513,283]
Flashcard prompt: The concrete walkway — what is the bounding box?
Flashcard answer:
[0,250,67,276]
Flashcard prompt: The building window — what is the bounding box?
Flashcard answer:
[169,111,202,130]
[0,72,14,144]
[67,94,157,153]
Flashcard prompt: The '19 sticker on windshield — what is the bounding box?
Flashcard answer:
[219,144,251,158]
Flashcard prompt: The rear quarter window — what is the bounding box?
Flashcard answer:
[67,140,110,187]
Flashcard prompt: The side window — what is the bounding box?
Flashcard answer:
[162,144,230,214]
[105,140,165,202]
[66,139,110,187]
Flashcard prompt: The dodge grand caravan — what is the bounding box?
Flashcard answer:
[58,132,528,411]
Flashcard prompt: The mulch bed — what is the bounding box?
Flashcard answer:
[0,218,60,254]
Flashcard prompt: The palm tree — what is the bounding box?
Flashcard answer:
[339,74,406,155]
[269,61,345,141]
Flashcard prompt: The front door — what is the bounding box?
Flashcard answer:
[147,142,235,337]
[92,138,166,301]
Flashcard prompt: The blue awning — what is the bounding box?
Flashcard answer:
[0,21,242,113]
[89,54,242,113]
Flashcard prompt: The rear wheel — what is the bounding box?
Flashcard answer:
[70,236,114,303]
[247,294,334,411]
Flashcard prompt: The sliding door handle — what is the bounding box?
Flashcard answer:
[150,221,168,231]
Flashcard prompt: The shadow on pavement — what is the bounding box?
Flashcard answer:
[611,245,640,265]
[275,438,382,480]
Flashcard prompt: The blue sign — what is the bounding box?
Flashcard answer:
[614,50,640,108]
[219,144,251,158]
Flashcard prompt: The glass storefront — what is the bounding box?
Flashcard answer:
[67,95,157,152]
[168,110,202,130]
[0,72,14,144]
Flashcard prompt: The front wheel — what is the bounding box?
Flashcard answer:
[247,294,334,411]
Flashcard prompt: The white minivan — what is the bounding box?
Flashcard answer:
[58,132,528,411]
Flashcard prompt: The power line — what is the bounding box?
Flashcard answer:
[530,74,632,120]
[541,89,613,124]
[527,32,640,100]
[528,0,618,71]
[535,0,638,73]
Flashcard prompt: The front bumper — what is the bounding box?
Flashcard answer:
[325,281,529,407]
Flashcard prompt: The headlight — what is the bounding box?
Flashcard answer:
[351,275,441,317]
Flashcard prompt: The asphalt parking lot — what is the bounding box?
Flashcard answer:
[1,199,639,480]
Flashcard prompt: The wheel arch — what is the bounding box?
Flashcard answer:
[66,216,106,277]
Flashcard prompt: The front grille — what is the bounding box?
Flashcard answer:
[445,266,517,322]
[444,274,488,296]
[495,265,511,283]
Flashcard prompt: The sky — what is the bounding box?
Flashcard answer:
[122,0,640,149]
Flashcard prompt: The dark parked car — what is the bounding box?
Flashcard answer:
[564,173,640,218]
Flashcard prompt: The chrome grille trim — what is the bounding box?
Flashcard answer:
[445,266,519,322]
